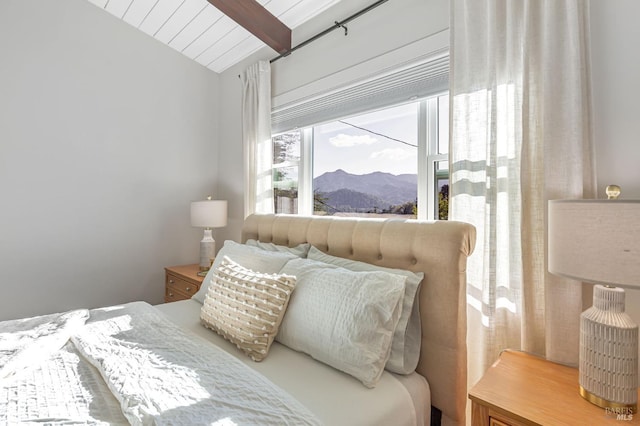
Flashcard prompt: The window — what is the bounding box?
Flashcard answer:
[272,93,449,220]
[272,131,301,214]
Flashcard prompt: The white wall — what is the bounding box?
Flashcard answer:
[591,1,640,198]
[590,0,640,364]
[0,0,219,320]
[216,0,449,242]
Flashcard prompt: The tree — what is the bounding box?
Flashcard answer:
[391,201,416,215]
[272,132,300,164]
[313,191,330,214]
[438,184,449,220]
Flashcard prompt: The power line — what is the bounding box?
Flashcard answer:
[338,120,418,148]
[313,192,342,213]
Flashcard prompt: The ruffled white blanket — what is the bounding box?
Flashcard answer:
[0,309,89,381]
[0,302,321,426]
[0,309,127,425]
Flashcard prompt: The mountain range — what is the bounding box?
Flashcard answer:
[313,169,417,212]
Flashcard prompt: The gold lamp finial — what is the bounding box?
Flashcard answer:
[606,185,621,200]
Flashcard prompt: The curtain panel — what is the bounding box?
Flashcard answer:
[242,61,274,218]
[449,0,596,388]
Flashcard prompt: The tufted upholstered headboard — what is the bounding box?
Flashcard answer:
[241,213,476,426]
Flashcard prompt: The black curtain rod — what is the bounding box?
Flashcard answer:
[270,0,390,63]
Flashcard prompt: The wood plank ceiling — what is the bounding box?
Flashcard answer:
[87,0,342,74]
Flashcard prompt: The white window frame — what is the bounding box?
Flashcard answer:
[298,128,314,216]
[424,96,449,220]
[276,93,448,220]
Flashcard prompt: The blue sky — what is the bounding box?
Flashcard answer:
[313,102,419,177]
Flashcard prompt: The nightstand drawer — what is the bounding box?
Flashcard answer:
[489,417,515,426]
[166,274,199,296]
[164,264,205,304]
[165,286,191,303]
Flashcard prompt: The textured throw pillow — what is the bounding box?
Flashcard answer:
[245,239,311,258]
[278,258,406,388]
[307,246,424,375]
[200,256,296,361]
[192,240,297,304]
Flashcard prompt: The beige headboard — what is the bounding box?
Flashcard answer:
[242,214,476,426]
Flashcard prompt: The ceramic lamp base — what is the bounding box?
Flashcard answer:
[579,285,638,412]
[199,229,216,272]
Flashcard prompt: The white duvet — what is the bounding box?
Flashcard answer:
[0,302,321,426]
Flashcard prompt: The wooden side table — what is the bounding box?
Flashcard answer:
[469,350,640,425]
[164,264,205,303]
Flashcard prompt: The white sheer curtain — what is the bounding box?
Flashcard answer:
[242,60,274,218]
[449,0,596,389]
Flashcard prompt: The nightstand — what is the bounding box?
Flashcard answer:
[164,264,206,303]
[469,350,640,425]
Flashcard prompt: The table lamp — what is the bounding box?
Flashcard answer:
[191,196,227,275]
[548,186,640,414]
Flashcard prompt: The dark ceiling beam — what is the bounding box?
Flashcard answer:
[206,0,292,54]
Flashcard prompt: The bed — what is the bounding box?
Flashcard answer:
[0,213,475,426]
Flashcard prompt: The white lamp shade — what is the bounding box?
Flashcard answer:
[190,199,228,228]
[548,200,640,288]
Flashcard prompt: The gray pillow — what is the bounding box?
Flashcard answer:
[307,246,423,375]
[245,239,311,258]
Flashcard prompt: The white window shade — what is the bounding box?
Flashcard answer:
[271,54,449,134]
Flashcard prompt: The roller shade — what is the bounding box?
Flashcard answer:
[271,54,449,134]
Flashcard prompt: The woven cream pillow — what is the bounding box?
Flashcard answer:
[200,256,296,361]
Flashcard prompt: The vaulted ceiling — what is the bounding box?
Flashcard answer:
[87,0,342,73]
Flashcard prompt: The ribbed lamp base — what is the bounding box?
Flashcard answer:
[199,229,216,271]
[579,285,638,413]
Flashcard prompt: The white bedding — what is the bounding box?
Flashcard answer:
[0,310,128,425]
[0,309,89,381]
[0,300,430,425]
[156,299,431,426]
[1,302,321,426]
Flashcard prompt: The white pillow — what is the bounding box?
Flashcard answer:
[307,246,423,375]
[277,258,406,388]
[200,257,296,361]
[192,240,297,304]
[245,239,311,258]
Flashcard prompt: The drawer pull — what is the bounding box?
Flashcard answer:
[169,292,174,297]
[185,287,191,292]
[169,279,174,284]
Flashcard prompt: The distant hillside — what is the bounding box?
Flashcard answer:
[313,169,417,212]
[317,188,388,212]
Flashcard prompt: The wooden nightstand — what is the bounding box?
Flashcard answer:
[164,264,206,303]
[469,350,640,425]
